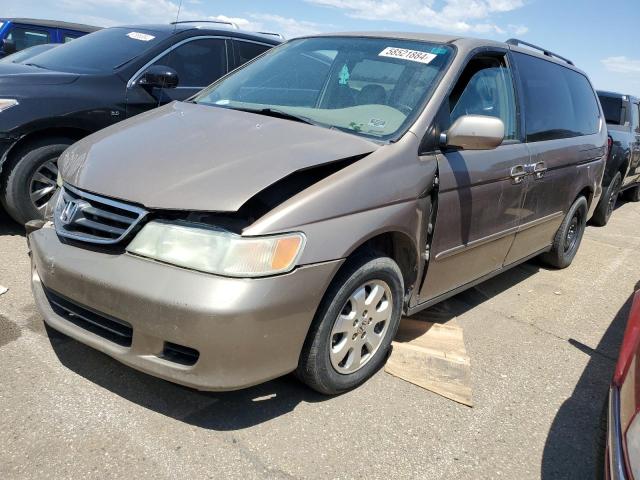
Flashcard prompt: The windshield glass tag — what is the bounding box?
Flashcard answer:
[338,64,350,85]
[127,32,155,42]
[379,47,436,64]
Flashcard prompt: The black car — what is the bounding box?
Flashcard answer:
[0,22,280,224]
[592,91,640,225]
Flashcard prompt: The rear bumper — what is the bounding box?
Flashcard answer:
[30,225,343,391]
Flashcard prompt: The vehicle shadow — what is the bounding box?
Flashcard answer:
[540,282,639,479]
[44,323,330,430]
[0,210,24,237]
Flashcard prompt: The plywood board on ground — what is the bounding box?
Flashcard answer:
[385,317,473,406]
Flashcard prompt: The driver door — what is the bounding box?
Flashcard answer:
[419,51,529,302]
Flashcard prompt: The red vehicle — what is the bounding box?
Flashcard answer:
[607,289,640,479]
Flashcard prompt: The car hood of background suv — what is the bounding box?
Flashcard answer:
[59,101,379,212]
[0,63,79,86]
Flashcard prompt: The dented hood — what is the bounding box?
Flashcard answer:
[60,101,378,211]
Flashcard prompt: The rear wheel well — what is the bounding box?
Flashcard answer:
[349,231,419,296]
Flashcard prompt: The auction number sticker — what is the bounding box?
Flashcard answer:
[127,32,156,42]
[379,47,436,64]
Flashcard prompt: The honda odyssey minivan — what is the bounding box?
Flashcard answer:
[28,33,606,394]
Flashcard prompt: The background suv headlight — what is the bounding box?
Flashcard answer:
[126,221,306,277]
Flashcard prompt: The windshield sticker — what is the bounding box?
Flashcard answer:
[368,118,387,129]
[430,46,448,55]
[379,47,436,64]
[127,32,156,42]
[338,64,350,85]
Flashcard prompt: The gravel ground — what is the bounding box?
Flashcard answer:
[1,201,639,480]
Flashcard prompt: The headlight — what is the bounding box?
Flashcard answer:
[126,221,306,277]
[0,99,18,112]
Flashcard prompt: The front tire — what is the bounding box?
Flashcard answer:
[540,196,588,269]
[297,253,404,395]
[1,138,73,225]
[591,172,621,226]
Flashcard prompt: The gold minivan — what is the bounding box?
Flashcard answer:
[29,33,606,394]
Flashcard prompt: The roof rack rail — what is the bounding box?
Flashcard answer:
[506,38,574,66]
[171,20,240,30]
[257,31,286,40]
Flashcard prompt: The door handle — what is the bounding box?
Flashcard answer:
[533,161,547,179]
[510,165,526,184]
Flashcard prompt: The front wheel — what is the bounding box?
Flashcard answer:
[297,254,404,395]
[1,138,73,225]
[540,196,588,269]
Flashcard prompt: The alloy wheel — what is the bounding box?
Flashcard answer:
[329,280,393,374]
[29,159,59,214]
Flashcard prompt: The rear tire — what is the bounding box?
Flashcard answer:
[624,185,640,202]
[591,172,621,226]
[1,138,72,225]
[297,253,404,395]
[540,196,588,269]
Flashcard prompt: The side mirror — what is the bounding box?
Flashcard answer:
[138,65,179,90]
[1,39,16,55]
[441,115,505,150]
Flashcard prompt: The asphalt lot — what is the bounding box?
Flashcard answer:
[1,201,639,480]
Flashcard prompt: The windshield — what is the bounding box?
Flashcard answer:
[0,44,57,64]
[26,27,169,74]
[194,37,454,140]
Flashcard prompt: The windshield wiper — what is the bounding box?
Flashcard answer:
[229,106,315,126]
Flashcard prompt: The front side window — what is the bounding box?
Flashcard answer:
[7,26,50,50]
[449,54,518,141]
[513,52,600,142]
[152,38,227,88]
[194,37,454,140]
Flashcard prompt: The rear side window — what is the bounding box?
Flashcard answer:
[513,52,600,142]
[7,26,50,50]
[598,95,624,125]
[234,40,270,67]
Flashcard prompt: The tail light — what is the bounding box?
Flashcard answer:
[613,291,640,386]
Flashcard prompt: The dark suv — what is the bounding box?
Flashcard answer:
[0,18,100,57]
[0,22,280,224]
[592,91,640,225]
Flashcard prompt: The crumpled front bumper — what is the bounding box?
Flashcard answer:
[29,225,343,391]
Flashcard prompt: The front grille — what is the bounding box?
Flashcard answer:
[54,184,147,245]
[44,287,133,347]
